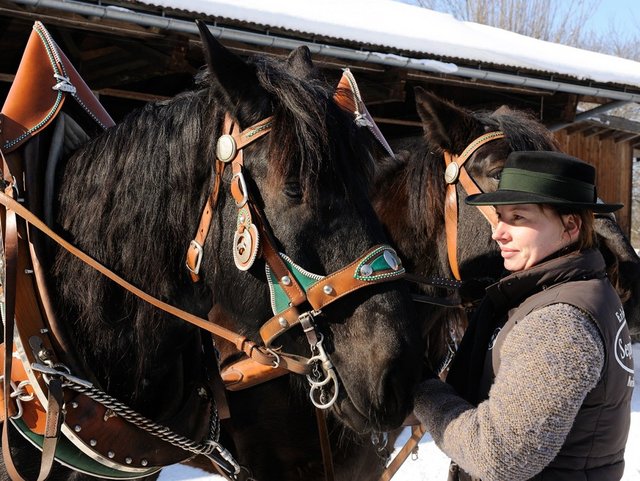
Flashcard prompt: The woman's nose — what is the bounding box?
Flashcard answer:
[492,221,506,241]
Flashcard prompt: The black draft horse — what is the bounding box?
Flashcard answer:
[0,23,422,480]
[195,86,640,481]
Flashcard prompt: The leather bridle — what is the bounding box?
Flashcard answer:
[443,131,505,280]
[373,133,509,481]
[185,112,407,406]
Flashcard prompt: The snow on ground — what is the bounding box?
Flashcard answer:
[159,343,640,481]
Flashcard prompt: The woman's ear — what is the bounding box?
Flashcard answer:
[562,214,582,242]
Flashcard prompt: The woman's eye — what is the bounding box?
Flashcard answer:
[283,182,302,200]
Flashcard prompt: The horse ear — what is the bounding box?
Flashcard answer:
[414,87,477,152]
[494,105,512,115]
[195,20,269,120]
[286,46,314,78]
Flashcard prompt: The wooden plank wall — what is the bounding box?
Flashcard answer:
[554,130,632,237]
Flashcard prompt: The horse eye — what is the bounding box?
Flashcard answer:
[489,170,502,181]
[283,181,303,200]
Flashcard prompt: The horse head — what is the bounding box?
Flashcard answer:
[368,88,560,370]
[193,23,421,433]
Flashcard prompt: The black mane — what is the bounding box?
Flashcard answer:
[51,50,375,397]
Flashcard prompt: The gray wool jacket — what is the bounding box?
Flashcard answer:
[413,249,634,481]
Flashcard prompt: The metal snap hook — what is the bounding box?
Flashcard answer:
[309,368,339,409]
[266,348,281,369]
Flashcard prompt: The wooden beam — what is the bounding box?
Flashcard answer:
[97,88,169,102]
[562,122,592,135]
[372,116,422,127]
[614,132,640,144]
[582,126,607,138]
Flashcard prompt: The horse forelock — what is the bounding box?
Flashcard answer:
[247,57,375,205]
[375,137,446,276]
[476,108,559,152]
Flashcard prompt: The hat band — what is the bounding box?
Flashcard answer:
[499,168,595,203]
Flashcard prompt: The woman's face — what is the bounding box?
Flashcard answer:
[492,204,577,272]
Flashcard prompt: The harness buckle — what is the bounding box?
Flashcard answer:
[266,348,281,368]
[186,240,204,275]
[231,172,249,208]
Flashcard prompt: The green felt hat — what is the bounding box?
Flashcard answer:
[465,151,622,213]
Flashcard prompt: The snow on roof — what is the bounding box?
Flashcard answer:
[132,0,640,90]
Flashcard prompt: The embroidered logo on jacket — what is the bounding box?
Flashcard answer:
[613,307,634,387]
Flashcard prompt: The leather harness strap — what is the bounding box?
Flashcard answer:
[378,424,427,481]
[443,131,504,280]
[1,155,63,481]
[185,159,224,282]
[186,115,276,283]
[315,408,335,481]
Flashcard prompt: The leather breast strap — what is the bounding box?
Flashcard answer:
[443,131,504,280]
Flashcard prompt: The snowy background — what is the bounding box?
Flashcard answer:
[159,343,640,481]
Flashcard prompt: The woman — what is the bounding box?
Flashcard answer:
[413,151,634,481]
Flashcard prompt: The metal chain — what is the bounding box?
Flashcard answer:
[61,377,239,474]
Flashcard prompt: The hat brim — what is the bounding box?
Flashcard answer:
[465,190,622,213]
